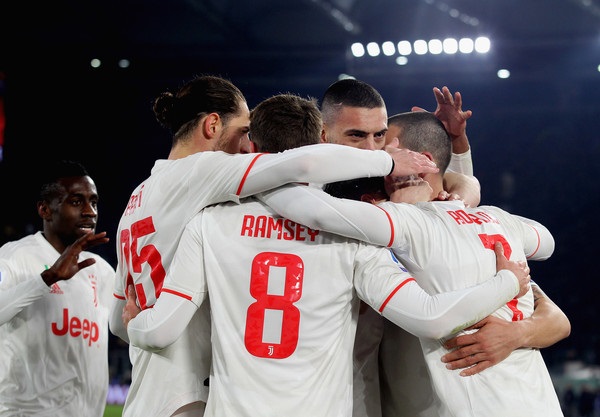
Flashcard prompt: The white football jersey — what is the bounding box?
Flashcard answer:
[0,232,114,417]
[379,200,561,417]
[259,185,560,417]
[126,197,521,417]
[110,145,397,417]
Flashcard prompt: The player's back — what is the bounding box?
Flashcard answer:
[380,200,561,417]
[114,153,253,417]
[199,197,393,417]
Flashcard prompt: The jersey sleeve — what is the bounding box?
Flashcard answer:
[447,148,474,176]
[126,214,208,350]
[511,214,555,260]
[238,144,393,197]
[0,259,51,325]
[127,292,199,351]
[258,184,394,247]
[351,247,521,340]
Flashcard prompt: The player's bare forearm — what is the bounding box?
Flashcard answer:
[517,284,571,348]
[440,284,570,376]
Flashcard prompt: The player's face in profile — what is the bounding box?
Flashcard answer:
[215,100,251,154]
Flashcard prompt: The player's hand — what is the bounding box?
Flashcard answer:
[441,315,521,376]
[413,86,472,154]
[40,231,109,286]
[413,86,472,138]
[122,285,142,328]
[494,242,530,298]
[435,189,464,203]
[385,139,438,177]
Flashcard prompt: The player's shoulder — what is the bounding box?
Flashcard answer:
[0,233,40,258]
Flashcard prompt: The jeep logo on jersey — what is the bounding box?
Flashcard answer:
[51,308,99,346]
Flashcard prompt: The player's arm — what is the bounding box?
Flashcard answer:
[441,172,480,208]
[125,215,208,350]
[441,283,570,376]
[125,289,198,352]
[238,143,438,197]
[514,214,555,260]
[414,86,479,205]
[258,183,395,247]
[365,243,531,339]
[0,232,109,324]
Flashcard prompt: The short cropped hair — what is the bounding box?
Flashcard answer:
[38,160,90,202]
[388,111,452,174]
[320,78,385,125]
[250,93,322,153]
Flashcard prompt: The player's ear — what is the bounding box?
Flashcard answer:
[248,140,257,153]
[202,113,221,139]
[37,200,52,220]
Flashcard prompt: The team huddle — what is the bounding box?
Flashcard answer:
[0,75,570,417]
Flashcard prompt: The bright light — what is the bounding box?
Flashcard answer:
[351,43,365,57]
[382,41,396,56]
[443,38,458,54]
[497,69,510,79]
[366,42,381,56]
[474,37,491,53]
[396,56,408,65]
[118,59,130,68]
[414,39,428,55]
[397,40,412,55]
[90,58,101,68]
[350,36,492,60]
[428,39,443,55]
[459,38,474,53]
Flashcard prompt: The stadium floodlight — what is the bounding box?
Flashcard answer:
[366,42,381,56]
[397,40,412,55]
[414,39,428,55]
[395,56,408,65]
[351,42,365,57]
[443,38,458,54]
[382,41,396,56]
[474,36,491,53]
[497,69,510,79]
[428,39,443,55]
[459,38,474,53]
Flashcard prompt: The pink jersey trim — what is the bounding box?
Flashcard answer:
[236,153,266,196]
[525,223,541,259]
[378,277,416,313]
[376,205,395,248]
[162,287,193,301]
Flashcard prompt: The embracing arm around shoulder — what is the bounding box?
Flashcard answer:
[241,143,437,197]
[258,184,393,247]
[127,292,199,351]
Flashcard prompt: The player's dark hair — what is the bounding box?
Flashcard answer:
[152,75,246,143]
[38,160,90,202]
[320,78,385,124]
[250,93,322,153]
[388,112,452,174]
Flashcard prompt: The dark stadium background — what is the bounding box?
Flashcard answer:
[1,0,599,405]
